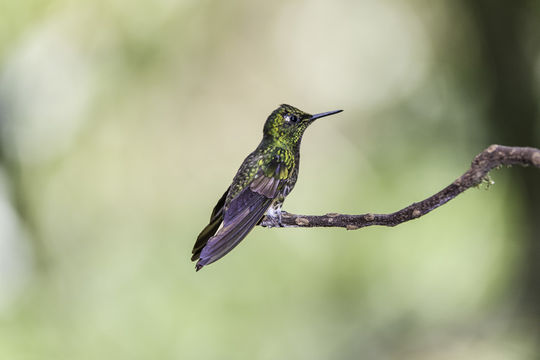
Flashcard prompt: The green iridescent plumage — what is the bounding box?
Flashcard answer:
[192,104,342,271]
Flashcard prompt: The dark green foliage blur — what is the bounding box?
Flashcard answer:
[0,0,539,359]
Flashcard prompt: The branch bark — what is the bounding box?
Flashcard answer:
[259,144,540,230]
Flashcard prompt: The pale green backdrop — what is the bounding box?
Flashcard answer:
[0,0,539,359]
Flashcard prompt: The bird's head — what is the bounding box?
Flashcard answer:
[263,104,342,145]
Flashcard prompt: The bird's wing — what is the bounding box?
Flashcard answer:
[195,154,290,270]
[195,186,273,270]
[191,188,229,261]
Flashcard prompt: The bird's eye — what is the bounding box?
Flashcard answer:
[288,114,298,123]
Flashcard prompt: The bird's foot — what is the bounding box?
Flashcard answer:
[262,210,287,227]
[262,215,280,227]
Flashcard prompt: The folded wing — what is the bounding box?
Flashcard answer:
[195,173,282,271]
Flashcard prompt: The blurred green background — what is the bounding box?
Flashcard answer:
[0,0,539,359]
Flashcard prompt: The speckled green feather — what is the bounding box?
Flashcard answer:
[192,104,342,271]
[226,105,308,203]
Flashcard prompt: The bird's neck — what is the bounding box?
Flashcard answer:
[261,133,301,152]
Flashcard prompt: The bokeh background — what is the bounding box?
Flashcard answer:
[1,0,539,359]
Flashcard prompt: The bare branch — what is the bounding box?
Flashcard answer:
[259,144,540,230]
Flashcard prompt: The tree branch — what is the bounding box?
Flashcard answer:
[259,144,540,230]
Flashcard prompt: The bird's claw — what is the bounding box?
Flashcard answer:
[262,211,285,227]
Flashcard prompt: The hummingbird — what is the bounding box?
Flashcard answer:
[191,104,342,271]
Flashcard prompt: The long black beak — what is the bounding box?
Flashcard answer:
[310,109,343,121]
